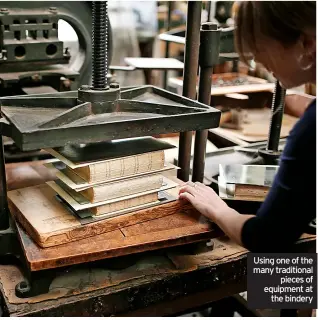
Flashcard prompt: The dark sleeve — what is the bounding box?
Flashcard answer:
[241,101,316,253]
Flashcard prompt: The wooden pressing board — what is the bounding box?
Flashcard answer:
[168,74,275,96]
[7,182,176,247]
[8,173,219,270]
[13,196,219,271]
[211,108,298,143]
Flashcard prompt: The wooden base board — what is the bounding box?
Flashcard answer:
[16,207,219,271]
[8,184,184,248]
[168,74,274,96]
[211,109,298,143]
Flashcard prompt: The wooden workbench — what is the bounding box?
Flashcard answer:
[0,244,247,316]
[0,161,316,317]
[0,236,315,317]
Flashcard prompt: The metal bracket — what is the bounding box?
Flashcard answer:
[15,269,59,298]
[0,216,62,298]
[0,225,22,265]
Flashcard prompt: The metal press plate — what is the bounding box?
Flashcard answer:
[174,147,253,183]
[174,139,287,183]
[0,85,221,151]
[219,164,279,187]
[121,85,194,105]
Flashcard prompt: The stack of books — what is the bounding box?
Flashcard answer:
[218,164,278,201]
[7,136,182,248]
[45,136,179,221]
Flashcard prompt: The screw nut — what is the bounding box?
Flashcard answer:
[110,82,119,89]
[201,22,218,31]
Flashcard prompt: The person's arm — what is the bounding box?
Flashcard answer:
[179,101,316,252]
[178,183,255,246]
[284,92,314,117]
[213,208,254,246]
[240,102,316,252]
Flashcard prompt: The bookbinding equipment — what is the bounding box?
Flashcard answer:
[0,1,224,298]
[0,1,286,298]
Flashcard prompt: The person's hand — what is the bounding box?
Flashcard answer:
[178,181,230,222]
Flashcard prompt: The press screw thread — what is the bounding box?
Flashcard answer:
[92,1,109,90]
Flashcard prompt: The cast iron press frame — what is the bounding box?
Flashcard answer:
[0,1,226,298]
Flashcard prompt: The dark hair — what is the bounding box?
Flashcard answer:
[234,1,316,63]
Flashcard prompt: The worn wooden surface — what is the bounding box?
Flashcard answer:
[1,244,248,317]
[6,162,219,268]
[8,182,180,248]
[1,161,316,317]
[1,237,315,317]
[16,207,217,271]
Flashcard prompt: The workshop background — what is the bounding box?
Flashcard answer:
[0,1,315,317]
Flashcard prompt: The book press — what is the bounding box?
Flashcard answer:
[0,1,314,315]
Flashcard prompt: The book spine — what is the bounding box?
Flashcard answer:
[88,151,164,183]
[94,192,158,215]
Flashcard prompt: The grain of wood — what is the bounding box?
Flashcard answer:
[9,184,202,248]
[16,213,217,271]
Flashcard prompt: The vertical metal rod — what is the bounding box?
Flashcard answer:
[163,1,173,89]
[192,71,213,182]
[192,23,217,182]
[177,1,202,182]
[267,80,286,151]
[207,1,212,21]
[0,137,8,230]
[232,59,238,72]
